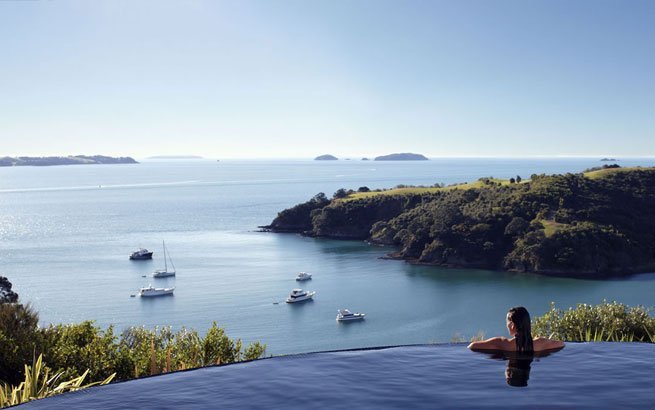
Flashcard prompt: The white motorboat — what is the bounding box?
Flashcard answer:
[285,288,315,303]
[336,309,365,321]
[295,272,312,281]
[139,284,174,297]
[130,248,153,260]
[152,240,176,278]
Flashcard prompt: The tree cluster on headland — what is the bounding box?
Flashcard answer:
[264,166,655,277]
[0,155,137,167]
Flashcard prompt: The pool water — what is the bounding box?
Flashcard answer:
[21,343,655,409]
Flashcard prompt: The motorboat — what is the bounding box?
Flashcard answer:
[139,284,174,297]
[285,288,315,303]
[295,272,312,281]
[152,240,176,278]
[130,248,153,260]
[336,309,365,321]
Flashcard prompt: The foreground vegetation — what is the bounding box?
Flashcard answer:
[266,166,655,277]
[1,354,114,408]
[0,279,266,407]
[533,301,655,343]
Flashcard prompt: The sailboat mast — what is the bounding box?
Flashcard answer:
[163,240,167,271]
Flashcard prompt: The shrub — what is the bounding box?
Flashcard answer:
[114,322,266,379]
[533,301,655,342]
[1,313,266,385]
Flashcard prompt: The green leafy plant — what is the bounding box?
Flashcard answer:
[533,301,655,342]
[0,354,114,408]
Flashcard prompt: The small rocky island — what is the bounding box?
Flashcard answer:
[0,155,138,167]
[374,153,428,161]
[263,166,655,278]
[314,154,338,160]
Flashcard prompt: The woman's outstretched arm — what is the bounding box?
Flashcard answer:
[533,337,565,351]
[467,337,511,351]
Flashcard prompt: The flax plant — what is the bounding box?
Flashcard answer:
[0,354,114,408]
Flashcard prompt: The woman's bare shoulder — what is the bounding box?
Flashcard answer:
[467,337,513,351]
[532,337,565,351]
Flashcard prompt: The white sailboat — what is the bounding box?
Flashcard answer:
[152,240,176,278]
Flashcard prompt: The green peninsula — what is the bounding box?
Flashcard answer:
[0,155,138,167]
[264,166,655,277]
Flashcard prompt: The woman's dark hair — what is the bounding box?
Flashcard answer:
[508,306,533,353]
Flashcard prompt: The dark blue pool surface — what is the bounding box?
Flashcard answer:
[21,343,655,409]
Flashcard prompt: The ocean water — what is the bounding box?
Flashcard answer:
[1,158,655,354]
[22,343,655,409]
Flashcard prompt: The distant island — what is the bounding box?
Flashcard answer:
[263,166,655,278]
[0,155,138,167]
[600,158,618,162]
[315,154,338,160]
[147,155,203,159]
[374,153,428,161]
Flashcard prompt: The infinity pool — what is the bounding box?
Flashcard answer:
[21,343,655,409]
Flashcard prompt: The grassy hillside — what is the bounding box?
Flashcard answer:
[266,166,655,277]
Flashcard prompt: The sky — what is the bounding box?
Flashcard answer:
[0,0,654,159]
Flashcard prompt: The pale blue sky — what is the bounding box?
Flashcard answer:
[1,0,654,158]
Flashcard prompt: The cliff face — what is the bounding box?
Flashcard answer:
[311,195,426,239]
[266,168,655,277]
[263,193,331,233]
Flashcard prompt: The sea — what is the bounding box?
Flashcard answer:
[1,158,655,355]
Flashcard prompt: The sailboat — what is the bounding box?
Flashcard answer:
[152,240,176,278]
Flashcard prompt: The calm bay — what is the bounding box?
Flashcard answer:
[2,158,655,354]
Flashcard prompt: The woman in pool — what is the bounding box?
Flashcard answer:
[468,306,565,352]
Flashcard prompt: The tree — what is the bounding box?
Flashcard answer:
[509,178,516,184]
[333,188,349,199]
[0,303,42,384]
[0,277,18,303]
[311,192,328,204]
[516,175,522,183]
